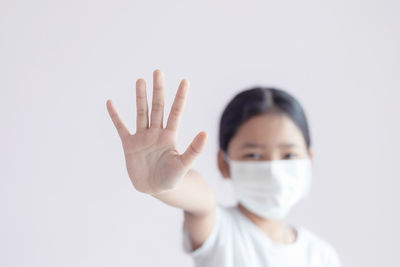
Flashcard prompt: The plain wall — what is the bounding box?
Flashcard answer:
[1,0,399,266]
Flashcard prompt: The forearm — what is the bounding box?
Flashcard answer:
[150,169,216,216]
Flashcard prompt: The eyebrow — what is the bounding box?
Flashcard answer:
[240,143,297,149]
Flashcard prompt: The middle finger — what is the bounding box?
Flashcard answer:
[150,69,165,128]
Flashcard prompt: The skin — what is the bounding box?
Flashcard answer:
[106,69,216,252]
[217,112,314,244]
[106,69,314,252]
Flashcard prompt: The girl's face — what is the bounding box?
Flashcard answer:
[218,112,314,178]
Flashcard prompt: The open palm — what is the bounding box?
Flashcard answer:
[106,69,207,195]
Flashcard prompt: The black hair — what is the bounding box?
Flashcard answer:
[218,87,311,153]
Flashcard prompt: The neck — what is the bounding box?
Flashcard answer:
[237,203,297,244]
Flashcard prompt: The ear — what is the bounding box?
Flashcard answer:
[217,149,230,179]
[308,147,314,167]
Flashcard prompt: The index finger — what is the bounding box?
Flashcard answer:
[165,79,189,132]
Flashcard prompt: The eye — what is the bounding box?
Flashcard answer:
[283,153,298,160]
[244,153,261,160]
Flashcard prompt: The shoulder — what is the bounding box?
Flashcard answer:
[298,226,342,267]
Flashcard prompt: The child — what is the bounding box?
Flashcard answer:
[106,69,342,267]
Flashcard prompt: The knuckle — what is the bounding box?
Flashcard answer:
[151,102,163,111]
[137,108,147,116]
[171,106,181,116]
[190,143,200,155]
[176,92,185,100]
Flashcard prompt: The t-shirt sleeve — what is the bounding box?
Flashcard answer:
[313,233,343,267]
[325,245,342,267]
[301,227,343,267]
[182,204,224,259]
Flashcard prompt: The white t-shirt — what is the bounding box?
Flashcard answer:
[182,204,342,267]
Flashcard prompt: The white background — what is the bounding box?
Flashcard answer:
[1,0,399,266]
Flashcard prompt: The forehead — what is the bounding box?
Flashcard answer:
[228,113,306,151]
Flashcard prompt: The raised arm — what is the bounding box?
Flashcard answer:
[106,69,216,250]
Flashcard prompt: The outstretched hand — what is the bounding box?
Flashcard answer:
[106,69,207,195]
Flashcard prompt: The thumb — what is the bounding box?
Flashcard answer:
[180,131,207,167]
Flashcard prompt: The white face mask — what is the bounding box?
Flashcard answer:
[223,152,312,220]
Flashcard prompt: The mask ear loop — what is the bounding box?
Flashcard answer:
[222,151,230,164]
[222,151,232,179]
